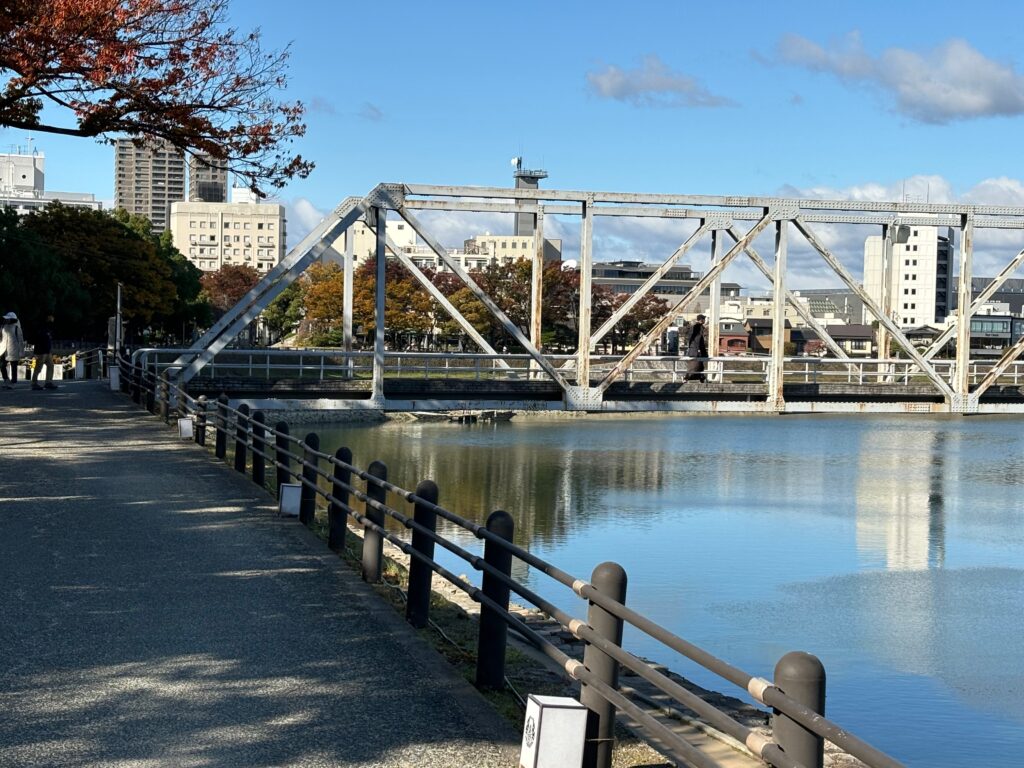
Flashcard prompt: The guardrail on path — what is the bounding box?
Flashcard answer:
[118,353,906,768]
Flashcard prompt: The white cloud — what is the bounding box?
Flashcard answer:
[776,32,1024,123]
[586,55,735,109]
[284,197,329,250]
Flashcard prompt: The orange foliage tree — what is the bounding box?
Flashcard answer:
[0,0,311,192]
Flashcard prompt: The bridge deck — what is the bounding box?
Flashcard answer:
[0,381,517,767]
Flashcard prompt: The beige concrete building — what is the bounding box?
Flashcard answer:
[114,138,186,232]
[170,201,286,273]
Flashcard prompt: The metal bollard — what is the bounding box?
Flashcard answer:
[131,362,141,403]
[214,394,228,459]
[251,411,266,489]
[328,446,352,552]
[406,480,438,629]
[275,421,291,493]
[145,364,156,413]
[774,652,826,768]
[581,561,628,768]
[159,374,170,422]
[475,510,514,691]
[362,460,387,583]
[234,403,250,473]
[195,396,207,446]
[300,432,319,527]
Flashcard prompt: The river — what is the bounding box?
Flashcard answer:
[310,413,1024,767]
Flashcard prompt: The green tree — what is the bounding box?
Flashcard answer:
[20,203,176,339]
[263,279,305,341]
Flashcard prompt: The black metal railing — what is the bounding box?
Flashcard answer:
[117,353,906,768]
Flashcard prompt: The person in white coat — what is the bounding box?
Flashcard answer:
[1,311,25,389]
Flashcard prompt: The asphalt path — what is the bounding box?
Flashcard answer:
[0,380,518,767]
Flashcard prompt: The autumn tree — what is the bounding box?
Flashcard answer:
[352,257,434,349]
[300,262,345,346]
[200,264,260,315]
[0,0,311,192]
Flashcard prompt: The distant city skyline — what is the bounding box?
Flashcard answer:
[3,0,1024,286]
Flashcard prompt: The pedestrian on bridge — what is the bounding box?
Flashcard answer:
[684,314,708,383]
[0,311,24,389]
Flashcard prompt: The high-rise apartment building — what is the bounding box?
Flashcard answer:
[188,153,228,203]
[863,225,953,328]
[170,200,286,273]
[113,138,186,232]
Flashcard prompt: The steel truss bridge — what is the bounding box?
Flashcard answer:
[162,183,1024,414]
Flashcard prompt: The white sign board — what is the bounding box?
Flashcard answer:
[278,483,302,517]
[519,694,587,768]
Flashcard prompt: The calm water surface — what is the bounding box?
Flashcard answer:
[314,414,1024,767]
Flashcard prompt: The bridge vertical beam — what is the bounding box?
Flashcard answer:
[530,208,545,359]
[954,212,975,407]
[708,225,722,382]
[768,218,787,411]
[878,223,895,374]
[344,222,355,355]
[576,197,595,385]
[372,207,387,404]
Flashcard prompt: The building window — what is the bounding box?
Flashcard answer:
[224,222,230,229]
[190,221,196,229]
[911,289,917,295]
[244,223,251,230]
[199,221,206,228]
[912,245,918,252]
[258,222,264,230]
[913,229,919,236]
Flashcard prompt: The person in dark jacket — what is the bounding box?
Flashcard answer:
[684,314,709,382]
[31,315,57,390]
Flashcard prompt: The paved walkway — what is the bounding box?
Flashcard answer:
[0,380,519,767]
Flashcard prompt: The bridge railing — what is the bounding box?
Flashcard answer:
[116,351,906,768]
[132,346,1024,392]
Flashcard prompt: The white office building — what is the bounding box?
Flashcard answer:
[863,225,953,328]
[1,145,102,214]
[170,200,286,273]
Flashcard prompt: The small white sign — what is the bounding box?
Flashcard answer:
[519,694,588,768]
[177,417,194,440]
[278,483,302,517]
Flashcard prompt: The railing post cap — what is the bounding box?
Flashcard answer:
[484,509,514,538]
[775,651,826,684]
[591,560,627,590]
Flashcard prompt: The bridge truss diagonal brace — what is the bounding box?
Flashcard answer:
[793,217,955,401]
[394,206,571,390]
[178,197,370,383]
[379,233,504,363]
[590,220,712,349]
[921,247,1024,362]
[725,226,854,367]
[597,212,775,392]
[973,332,1024,398]
[175,195,364,368]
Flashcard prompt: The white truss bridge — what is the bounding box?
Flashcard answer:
[159,183,1024,415]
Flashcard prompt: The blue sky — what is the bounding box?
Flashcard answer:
[4,0,1024,286]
